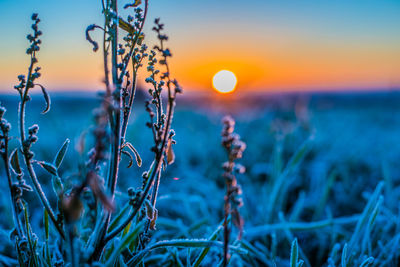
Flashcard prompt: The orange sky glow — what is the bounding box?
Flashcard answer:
[0,0,399,94]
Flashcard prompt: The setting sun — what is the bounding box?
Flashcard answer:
[212,70,237,94]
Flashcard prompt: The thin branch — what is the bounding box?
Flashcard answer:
[120,0,149,140]
[1,137,24,238]
[19,54,65,240]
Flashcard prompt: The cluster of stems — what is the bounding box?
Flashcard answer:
[1,0,181,265]
[87,0,182,262]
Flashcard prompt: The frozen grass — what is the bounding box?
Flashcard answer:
[1,92,400,266]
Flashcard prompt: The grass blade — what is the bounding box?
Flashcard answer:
[290,238,298,267]
[108,203,131,233]
[359,257,374,267]
[105,221,144,266]
[193,221,224,267]
[128,239,248,266]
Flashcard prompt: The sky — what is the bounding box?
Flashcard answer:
[0,0,399,94]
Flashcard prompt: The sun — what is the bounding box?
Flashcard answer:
[212,70,237,94]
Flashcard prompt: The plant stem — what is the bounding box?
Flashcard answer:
[140,170,161,248]
[91,0,123,259]
[105,91,175,244]
[121,72,136,140]
[106,0,121,198]
[223,182,230,267]
[68,225,77,267]
[103,12,111,96]
[19,55,65,240]
[104,96,175,243]
[120,0,148,140]
[1,137,24,238]
[104,24,178,244]
[91,1,152,259]
[104,164,159,243]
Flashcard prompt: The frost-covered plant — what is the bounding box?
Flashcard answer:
[221,115,246,267]
[0,0,185,265]
[85,0,182,261]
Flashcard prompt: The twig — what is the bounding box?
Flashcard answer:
[0,129,24,238]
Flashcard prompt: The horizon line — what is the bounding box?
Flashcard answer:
[1,87,400,98]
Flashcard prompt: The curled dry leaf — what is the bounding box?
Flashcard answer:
[166,139,175,165]
[10,148,22,175]
[62,192,84,223]
[87,171,114,212]
[122,150,134,168]
[35,84,51,114]
[85,24,99,52]
[150,208,158,230]
[124,142,142,167]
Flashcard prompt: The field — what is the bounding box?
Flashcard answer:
[1,91,400,266]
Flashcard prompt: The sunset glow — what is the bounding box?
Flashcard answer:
[212,70,237,94]
[0,0,399,92]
